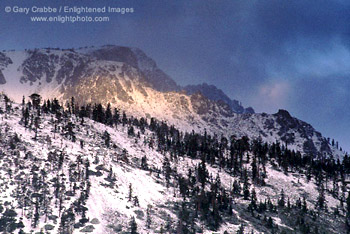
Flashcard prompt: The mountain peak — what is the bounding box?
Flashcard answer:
[80,45,180,92]
[184,83,254,114]
[275,109,292,119]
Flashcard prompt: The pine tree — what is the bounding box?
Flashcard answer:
[133,196,139,206]
[105,103,112,125]
[122,111,127,126]
[346,192,350,229]
[23,107,29,127]
[141,156,148,170]
[108,166,113,180]
[197,160,207,188]
[278,189,285,207]
[146,205,152,229]
[237,224,244,234]
[332,177,339,197]
[29,93,41,109]
[165,214,172,232]
[243,169,250,200]
[128,183,133,201]
[129,216,138,234]
[163,157,171,187]
[178,176,188,199]
[70,97,75,114]
[128,126,135,137]
[211,199,221,229]
[258,200,267,213]
[177,202,190,233]
[267,197,274,211]
[85,159,90,181]
[250,188,257,210]
[267,216,273,228]
[103,130,110,147]
[287,197,291,210]
[251,156,258,181]
[232,180,241,195]
[113,108,120,126]
[34,116,40,140]
[302,197,307,213]
[32,199,39,228]
[317,185,325,210]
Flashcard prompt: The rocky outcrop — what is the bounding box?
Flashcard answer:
[184,83,254,114]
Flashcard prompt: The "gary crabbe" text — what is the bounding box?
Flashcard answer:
[10,6,134,15]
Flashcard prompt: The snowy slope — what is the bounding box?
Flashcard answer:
[0,97,347,233]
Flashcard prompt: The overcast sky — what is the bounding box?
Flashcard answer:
[0,0,349,152]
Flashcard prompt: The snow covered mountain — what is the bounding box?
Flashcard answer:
[0,45,344,160]
[0,44,347,233]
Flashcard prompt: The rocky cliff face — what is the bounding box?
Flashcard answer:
[84,45,180,92]
[184,83,255,114]
[0,45,344,159]
[0,52,12,84]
